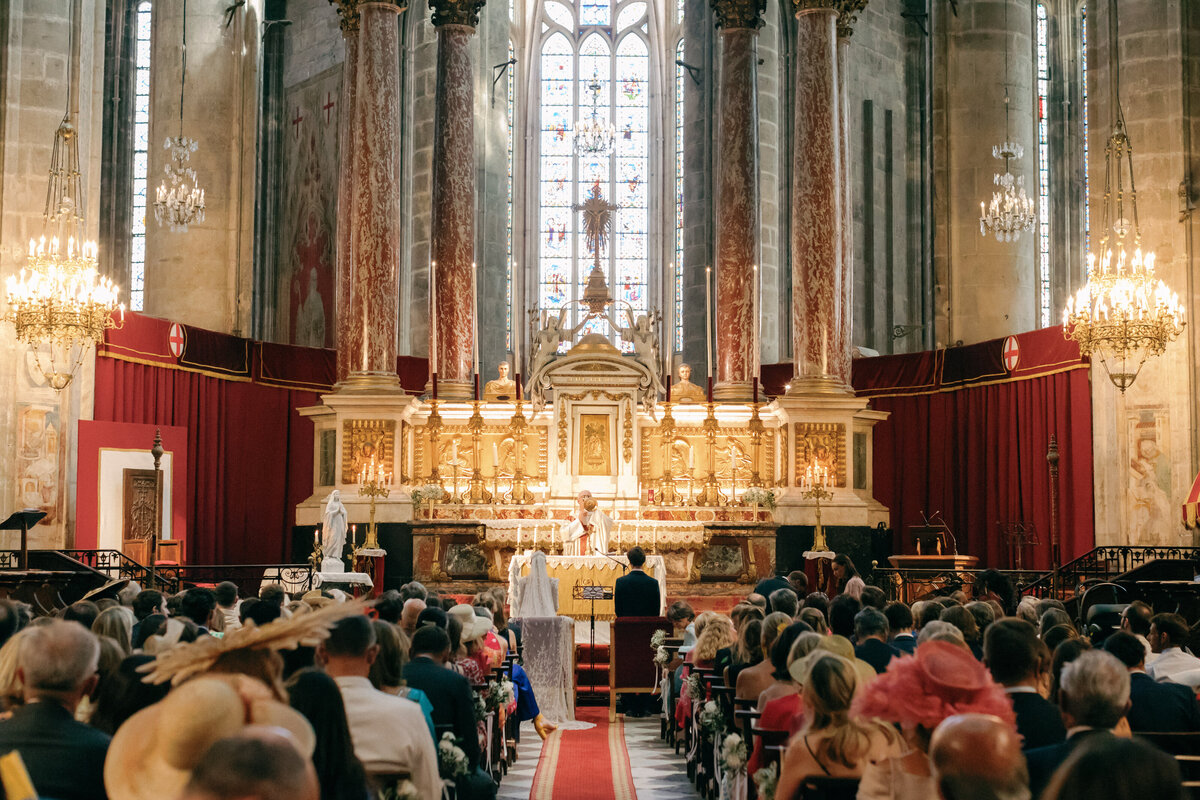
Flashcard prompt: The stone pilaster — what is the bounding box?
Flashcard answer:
[712,0,765,402]
[430,0,486,400]
[789,1,846,394]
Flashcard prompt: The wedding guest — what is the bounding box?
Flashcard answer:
[88,655,169,735]
[830,554,865,600]
[886,603,917,654]
[180,728,320,800]
[286,668,372,800]
[1040,734,1182,800]
[929,714,1030,800]
[1104,631,1200,733]
[983,618,1064,749]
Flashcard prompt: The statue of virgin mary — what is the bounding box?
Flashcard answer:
[321,490,348,573]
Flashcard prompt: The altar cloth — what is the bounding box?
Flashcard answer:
[508,554,666,620]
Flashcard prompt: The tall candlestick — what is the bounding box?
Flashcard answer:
[753,376,759,404]
[492,442,499,468]
[474,373,480,402]
[471,261,480,380]
[512,260,521,367]
[516,373,523,401]
[753,263,760,378]
[705,264,713,379]
[707,376,713,403]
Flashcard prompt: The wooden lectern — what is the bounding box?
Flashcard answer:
[886,520,977,603]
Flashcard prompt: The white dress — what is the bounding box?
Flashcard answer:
[513,551,558,619]
[564,508,613,555]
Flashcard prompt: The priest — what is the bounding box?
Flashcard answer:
[564,490,614,556]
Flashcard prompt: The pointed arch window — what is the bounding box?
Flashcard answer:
[1036,3,1051,327]
[674,37,684,352]
[130,0,153,311]
[536,0,651,348]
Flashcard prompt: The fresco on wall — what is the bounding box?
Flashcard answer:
[15,405,64,543]
[1126,407,1175,546]
[280,66,341,348]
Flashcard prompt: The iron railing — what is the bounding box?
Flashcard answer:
[1020,546,1200,598]
[870,567,1046,605]
[56,549,174,591]
[155,564,315,598]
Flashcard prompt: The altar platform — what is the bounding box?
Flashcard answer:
[507,553,667,620]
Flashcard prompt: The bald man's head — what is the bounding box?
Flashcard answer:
[180,727,318,800]
[400,598,426,632]
[930,714,1030,800]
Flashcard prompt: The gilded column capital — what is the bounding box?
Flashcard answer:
[329,0,407,34]
[836,0,867,38]
[712,0,766,31]
[791,0,839,16]
[429,0,486,27]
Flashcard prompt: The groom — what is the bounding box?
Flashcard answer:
[564,490,614,556]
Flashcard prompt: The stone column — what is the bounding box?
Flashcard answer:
[430,0,485,401]
[332,12,358,384]
[332,0,405,388]
[834,6,860,387]
[789,1,845,394]
[712,0,765,402]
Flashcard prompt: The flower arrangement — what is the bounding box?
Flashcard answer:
[380,779,422,800]
[741,487,777,510]
[650,629,667,649]
[698,699,725,736]
[472,690,488,722]
[753,762,779,800]
[653,645,670,667]
[411,484,446,508]
[719,733,748,774]
[684,673,705,702]
[485,678,516,714]
[437,732,469,780]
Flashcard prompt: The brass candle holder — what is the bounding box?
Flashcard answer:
[505,400,534,504]
[359,477,389,550]
[656,402,682,505]
[466,400,493,505]
[426,399,445,490]
[748,401,765,489]
[695,401,726,507]
[801,482,833,553]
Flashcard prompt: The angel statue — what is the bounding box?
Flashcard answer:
[321,490,348,573]
[617,309,665,396]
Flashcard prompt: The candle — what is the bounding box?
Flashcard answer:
[512,260,521,367]
[753,263,760,378]
[451,439,458,462]
[492,442,499,467]
[517,520,523,550]
[753,376,759,404]
[471,261,480,380]
[474,373,480,402]
[634,514,640,548]
[516,372,523,401]
[707,376,713,403]
[430,260,438,375]
[705,265,713,379]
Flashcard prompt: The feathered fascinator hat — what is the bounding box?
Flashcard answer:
[851,640,1015,731]
[139,599,371,686]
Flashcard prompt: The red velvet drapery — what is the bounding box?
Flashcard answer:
[855,327,1095,570]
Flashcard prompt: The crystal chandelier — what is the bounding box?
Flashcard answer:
[153,0,205,232]
[573,74,615,156]
[980,136,1036,241]
[1063,0,1184,392]
[4,6,123,391]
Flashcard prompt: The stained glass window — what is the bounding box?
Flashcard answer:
[1036,3,1050,327]
[536,0,651,351]
[130,1,152,311]
[674,38,685,353]
[507,40,515,351]
[1081,8,1089,260]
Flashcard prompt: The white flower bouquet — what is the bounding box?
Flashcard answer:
[741,487,777,510]
[411,484,446,508]
[719,732,748,773]
[437,732,469,779]
[650,629,667,649]
[698,699,725,736]
[753,762,778,800]
[654,645,670,667]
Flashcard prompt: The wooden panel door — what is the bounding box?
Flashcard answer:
[122,468,160,566]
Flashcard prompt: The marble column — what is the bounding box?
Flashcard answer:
[834,4,864,387]
[333,16,358,384]
[712,0,765,402]
[789,2,845,394]
[332,0,405,388]
[430,0,485,401]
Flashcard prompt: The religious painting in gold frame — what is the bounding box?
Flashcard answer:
[341,419,395,484]
[793,422,846,487]
[578,413,612,476]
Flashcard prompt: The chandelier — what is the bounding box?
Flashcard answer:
[153,0,205,232]
[980,136,1036,241]
[573,74,615,156]
[1063,0,1184,392]
[3,8,123,391]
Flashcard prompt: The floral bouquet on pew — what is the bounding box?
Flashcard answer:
[753,762,778,800]
[472,690,488,723]
[437,732,469,780]
[684,673,705,703]
[379,779,422,800]
[650,629,667,649]
[653,645,670,667]
[698,699,724,737]
[719,733,748,773]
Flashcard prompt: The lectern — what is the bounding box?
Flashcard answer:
[0,510,47,570]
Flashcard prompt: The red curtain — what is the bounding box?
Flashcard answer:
[92,357,318,565]
[856,329,1095,570]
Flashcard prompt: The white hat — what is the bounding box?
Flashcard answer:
[448,604,489,643]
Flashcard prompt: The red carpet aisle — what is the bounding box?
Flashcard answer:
[530,708,635,800]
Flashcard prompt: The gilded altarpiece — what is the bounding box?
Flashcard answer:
[341,420,396,484]
[793,422,846,487]
[411,424,549,486]
[639,427,778,495]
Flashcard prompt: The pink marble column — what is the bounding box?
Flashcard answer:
[790,4,845,393]
[430,0,485,400]
[333,22,358,384]
[835,32,853,386]
[712,0,764,403]
[332,1,404,388]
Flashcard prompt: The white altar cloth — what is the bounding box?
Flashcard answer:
[508,553,667,620]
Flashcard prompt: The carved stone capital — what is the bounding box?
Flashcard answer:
[329,0,407,34]
[429,0,486,27]
[791,0,839,16]
[712,0,766,31]
[836,0,868,38]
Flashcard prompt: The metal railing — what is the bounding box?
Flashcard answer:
[870,567,1046,604]
[56,549,173,591]
[1020,546,1200,598]
[155,564,315,598]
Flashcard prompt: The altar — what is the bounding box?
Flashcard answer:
[507,553,667,621]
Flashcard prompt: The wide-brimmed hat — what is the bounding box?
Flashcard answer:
[851,640,1015,732]
[448,604,488,643]
[790,635,876,689]
[104,674,315,800]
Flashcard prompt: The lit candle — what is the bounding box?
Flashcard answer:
[493,442,499,467]
[517,520,523,550]
[705,265,713,380]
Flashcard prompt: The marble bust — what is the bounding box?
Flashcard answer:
[671,363,705,403]
[483,362,517,401]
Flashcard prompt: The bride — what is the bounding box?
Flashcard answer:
[513,550,558,619]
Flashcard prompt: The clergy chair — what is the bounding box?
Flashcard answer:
[609,615,672,722]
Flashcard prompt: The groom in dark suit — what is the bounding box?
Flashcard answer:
[1105,631,1200,732]
[615,547,660,716]
[983,618,1065,750]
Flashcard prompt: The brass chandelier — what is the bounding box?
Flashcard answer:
[154,0,205,232]
[1062,0,1183,392]
[4,0,123,391]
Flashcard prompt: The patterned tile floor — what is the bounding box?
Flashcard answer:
[496,713,701,800]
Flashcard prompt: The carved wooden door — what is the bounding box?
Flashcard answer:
[122,468,160,566]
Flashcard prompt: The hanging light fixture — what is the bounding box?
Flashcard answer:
[1063,0,1184,392]
[4,0,124,391]
[572,72,615,157]
[980,0,1035,242]
[154,0,205,232]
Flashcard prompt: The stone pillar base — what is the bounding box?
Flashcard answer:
[712,380,753,403]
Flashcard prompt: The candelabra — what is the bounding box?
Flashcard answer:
[800,460,833,553]
[309,533,323,572]
[425,399,447,495]
[505,400,535,504]
[357,457,391,551]
[466,401,493,505]
[695,402,726,507]
[747,401,765,489]
[656,403,682,505]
